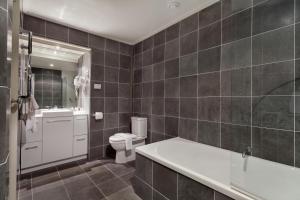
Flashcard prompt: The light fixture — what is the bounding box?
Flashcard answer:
[55,46,60,50]
[54,51,57,55]
[168,0,180,8]
[50,64,54,67]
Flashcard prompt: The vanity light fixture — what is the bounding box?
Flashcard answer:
[55,46,60,50]
[49,64,54,67]
[167,0,180,9]
[54,51,57,55]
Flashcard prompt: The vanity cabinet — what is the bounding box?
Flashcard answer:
[42,116,74,163]
[21,113,88,171]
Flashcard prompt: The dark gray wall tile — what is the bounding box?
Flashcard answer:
[221,37,251,70]
[198,72,220,97]
[141,66,152,83]
[198,22,221,50]
[153,63,165,81]
[152,98,164,115]
[89,34,105,50]
[178,174,214,200]
[253,61,294,96]
[222,0,252,18]
[153,190,168,200]
[151,116,165,133]
[143,49,153,66]
[179,118,198,141]
[296,132,300,168]
[104,113,118,128]
[154,31,166,47]
[253,0,294,35]
[165,98,179,117]
[180,98,197,119]
[221,97,251,126]
[198,97,220,122]
[91,65,104,81]
[180,13,198,36]
[106,39,119,53]
[180,53,198,76]
[104,98,118,113]
[215,192,234,200]
[198,121,220,147]
[0,9,8,87]
[120,54,131,69]
[166,23,179,42]
[221,123,251,153]
[221,68,251,96]
[199,1,221,28]
[92,49,104,65]
[165,59,179,79]
[180,31,198,56]
[105,51,119,67]
[119,69,131,83]
[252,127,294,166]
[222,9,251,43]
[252,26,294,65]
[136,154,153,186]
[153,45,165,64]
[143,37,154,51]
[105,83,118,97]
[45,21,68,42]
[180,75,197,97]
[165,117,179,137]
[105,67,119,82]
[198,47,220,73]
[252,96,294,130]
[153,162,177,200]
[153,81,164,97]
[23,14,45,37]
[165,78,179,98]
[165,39,179,60]
[69,28,88,47]
[142,83,152,98]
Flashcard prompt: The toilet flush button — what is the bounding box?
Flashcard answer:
[94,83,101,90]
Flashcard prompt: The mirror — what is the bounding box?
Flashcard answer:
[20,36,91,110]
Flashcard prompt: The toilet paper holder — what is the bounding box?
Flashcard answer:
[92,112,103,120]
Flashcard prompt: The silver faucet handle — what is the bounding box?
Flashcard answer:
[242,146,252,158]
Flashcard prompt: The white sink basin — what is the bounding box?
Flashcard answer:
[41,108,73,117]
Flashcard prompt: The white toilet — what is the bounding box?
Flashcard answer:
[109,117,147,164]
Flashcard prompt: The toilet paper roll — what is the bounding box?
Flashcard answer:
[94,112,103,120]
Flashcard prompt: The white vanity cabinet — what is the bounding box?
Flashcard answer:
[42,116,74,163]
[21,112,88,171]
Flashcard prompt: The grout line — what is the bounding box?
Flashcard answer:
[250,0,254,150]
[77,161,109,200]
[219,0,223,148]
[294,0,296,167]
[55,166,72,200]
[103,165,131,187]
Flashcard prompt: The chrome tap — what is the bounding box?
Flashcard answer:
[242,146,252,158]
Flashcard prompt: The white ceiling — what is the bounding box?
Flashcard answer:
[22,0,218,45]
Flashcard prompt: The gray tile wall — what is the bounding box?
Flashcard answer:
[0,0,11,198]
[23,14,134,160]
[32,67,62,108]
[133,154,233,200]
[133,0,300,168]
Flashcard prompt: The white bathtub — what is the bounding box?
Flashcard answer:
[136,137,300,200]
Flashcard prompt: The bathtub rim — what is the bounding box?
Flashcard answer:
[135,137,255,200]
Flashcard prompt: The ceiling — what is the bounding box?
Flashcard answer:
[22,0,218,44]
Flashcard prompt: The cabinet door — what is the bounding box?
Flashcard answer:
[74,115,88,136]
[73,135,88,156]
[21,142,42,169]
[42,116,73,163]
[22,117,42,143]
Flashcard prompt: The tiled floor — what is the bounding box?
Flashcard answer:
[18,159,142,200]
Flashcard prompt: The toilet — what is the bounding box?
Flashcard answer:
[109,117,147,163]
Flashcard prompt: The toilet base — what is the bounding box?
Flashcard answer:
[114,141,145,164]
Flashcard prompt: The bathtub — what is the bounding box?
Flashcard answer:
[136,137,300,200]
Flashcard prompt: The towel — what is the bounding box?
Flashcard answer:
[124,137,133,151]
[25,116,38,134]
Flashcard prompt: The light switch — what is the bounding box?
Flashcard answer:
[94,83,101,90]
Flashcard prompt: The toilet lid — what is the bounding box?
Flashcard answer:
[109,133,137,142]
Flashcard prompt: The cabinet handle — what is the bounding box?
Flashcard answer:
[46,119,72,123]
[76,118,86,121]
[76,138,86,141]
[25,146,38,150]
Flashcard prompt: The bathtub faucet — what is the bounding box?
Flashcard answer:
[242,146,252,158]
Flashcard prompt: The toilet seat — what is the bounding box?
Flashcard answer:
[109,133,137,143]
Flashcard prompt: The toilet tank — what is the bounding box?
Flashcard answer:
[131,117,147,138]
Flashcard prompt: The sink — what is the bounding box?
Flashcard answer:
[41,108,73,117]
